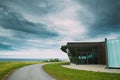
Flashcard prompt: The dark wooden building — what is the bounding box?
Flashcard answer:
[61,41,106,64]
[61,39,120,68]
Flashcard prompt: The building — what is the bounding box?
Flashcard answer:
[61,39,120,68]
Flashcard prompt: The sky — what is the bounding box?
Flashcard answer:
[0,0,120,59]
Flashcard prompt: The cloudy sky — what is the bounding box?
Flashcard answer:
[0,0,120,59]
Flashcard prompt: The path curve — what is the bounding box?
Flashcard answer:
[7,64,55,80]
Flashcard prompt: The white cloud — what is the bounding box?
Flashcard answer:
[0,0,88,59]
[45,0,86,42]
[2,0,118,59]
[0,48,68,59]
[0,27,13,37]
[22,0,86,37]
[21,0,87,45]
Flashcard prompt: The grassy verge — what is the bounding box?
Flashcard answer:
[43,62,120,80]
[0,62,40,80]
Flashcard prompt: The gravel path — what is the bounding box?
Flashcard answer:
[7,64,55,80]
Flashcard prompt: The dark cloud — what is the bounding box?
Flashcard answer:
[0,4,58,38]
[0,4,59,51]
[0,36,27,50]
[0,0,63,16]
[0,43,13,50]
[76,0,120,38]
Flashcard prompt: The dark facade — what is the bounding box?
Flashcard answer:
[61,39,120,68]
[61,41,106,65]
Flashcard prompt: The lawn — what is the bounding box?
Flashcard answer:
[43,62,120,80]
[0,62,40,80]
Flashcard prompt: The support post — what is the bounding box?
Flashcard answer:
[105,38,108,68]
[75,47,78,64]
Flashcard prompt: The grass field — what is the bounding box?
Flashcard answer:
[0,62,40,80]
[43,62,120,80]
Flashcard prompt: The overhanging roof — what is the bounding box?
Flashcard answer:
[66,42,104,47]
[61,41,105,53]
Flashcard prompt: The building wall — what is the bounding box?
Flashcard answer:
[97,43,106,64]
[107,39,120,68]
[65,43,106,64]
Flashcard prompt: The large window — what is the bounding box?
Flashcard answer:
[76,47,98,64]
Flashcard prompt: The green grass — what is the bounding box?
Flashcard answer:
[0,62,40,80]
[43,62,120,80]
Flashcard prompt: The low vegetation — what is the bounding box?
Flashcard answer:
[0,62,40,80]
[43,62,120,80]
[43,58,61,62]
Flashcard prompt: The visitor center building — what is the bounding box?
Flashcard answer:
[61,38,120,68]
